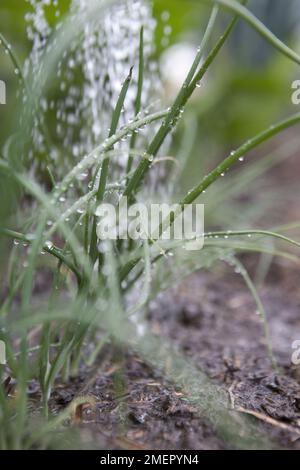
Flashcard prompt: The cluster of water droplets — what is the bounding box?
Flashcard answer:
[24,0,162,179]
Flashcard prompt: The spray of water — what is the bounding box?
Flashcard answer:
[21,0,171,319]
[24,0,161,177]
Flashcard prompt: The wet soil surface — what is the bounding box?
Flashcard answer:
[50,258,300,450]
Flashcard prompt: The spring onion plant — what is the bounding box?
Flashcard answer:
[0,0,300,449]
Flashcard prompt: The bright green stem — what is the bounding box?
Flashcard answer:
[120,112,300,282]
[127,26,144,175]
[205,230,300,250]
[181,112,300,205]
[89,68,133,263]
[52,109,168,201]
[123,5,220,200]
[0,228,82,284]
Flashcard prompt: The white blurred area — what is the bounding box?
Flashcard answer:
[160,42,203,100]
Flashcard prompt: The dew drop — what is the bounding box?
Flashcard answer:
[45,240,53,250]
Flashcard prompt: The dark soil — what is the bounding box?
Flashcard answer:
[49,258,300,450]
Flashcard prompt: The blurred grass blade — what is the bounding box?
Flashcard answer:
[226,256,277,369]
[203,0,300,65]
[0,32,24,82]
